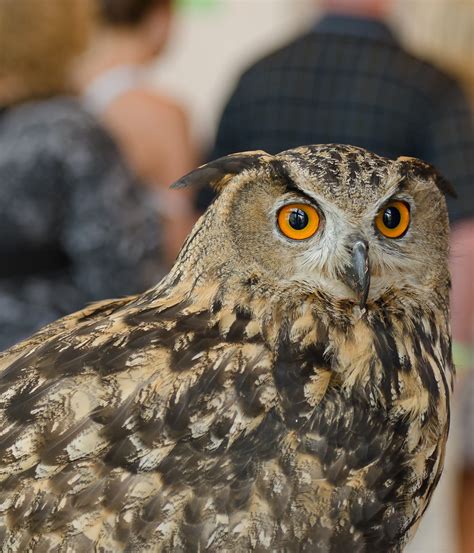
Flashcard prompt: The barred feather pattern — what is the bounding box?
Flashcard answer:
[0,274,452,552]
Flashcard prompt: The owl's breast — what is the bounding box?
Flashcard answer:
[264,306,451,551]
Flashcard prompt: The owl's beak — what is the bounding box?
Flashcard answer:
[344,239,371,309]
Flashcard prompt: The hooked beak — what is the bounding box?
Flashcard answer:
[344,239,371,309]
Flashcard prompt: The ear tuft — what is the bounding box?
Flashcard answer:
[171,151,271,193]
[397,156,457,198]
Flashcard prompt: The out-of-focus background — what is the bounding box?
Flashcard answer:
[0,0,472,551]
[155,0,474,149]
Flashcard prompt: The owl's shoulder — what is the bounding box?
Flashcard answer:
[0,292,276,472]
[0,293,280,545]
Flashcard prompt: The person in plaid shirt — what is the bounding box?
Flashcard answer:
[205,1,474,552]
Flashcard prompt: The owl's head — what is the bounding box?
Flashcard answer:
[173,145,454,309]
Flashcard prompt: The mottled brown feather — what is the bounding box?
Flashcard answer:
[0,145,453,552]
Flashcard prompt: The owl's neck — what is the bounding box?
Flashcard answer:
[142,263,453,425]
[149,264,450,352]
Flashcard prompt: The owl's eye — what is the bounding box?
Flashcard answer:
[375,201,410,238]
[278,203,320,240]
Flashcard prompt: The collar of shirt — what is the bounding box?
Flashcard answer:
[314,14,398,45]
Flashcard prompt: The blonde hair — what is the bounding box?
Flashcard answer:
[0,0,93,102]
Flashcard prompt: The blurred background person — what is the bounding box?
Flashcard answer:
[75,0,198,264]
[0,0,163,350]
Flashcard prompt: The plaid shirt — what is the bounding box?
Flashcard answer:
[204,15,474,222]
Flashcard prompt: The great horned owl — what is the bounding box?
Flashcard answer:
[0,145,454,552]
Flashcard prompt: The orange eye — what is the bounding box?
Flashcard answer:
[375,201,410,238]
[277,203,320,240]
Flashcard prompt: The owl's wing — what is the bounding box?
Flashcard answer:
[0,294,275,550]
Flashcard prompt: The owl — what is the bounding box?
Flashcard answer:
[0,145,454,552]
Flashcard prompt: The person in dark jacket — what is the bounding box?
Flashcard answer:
[0,0,164,350]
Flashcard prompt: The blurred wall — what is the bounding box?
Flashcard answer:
[152,0,474,151]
